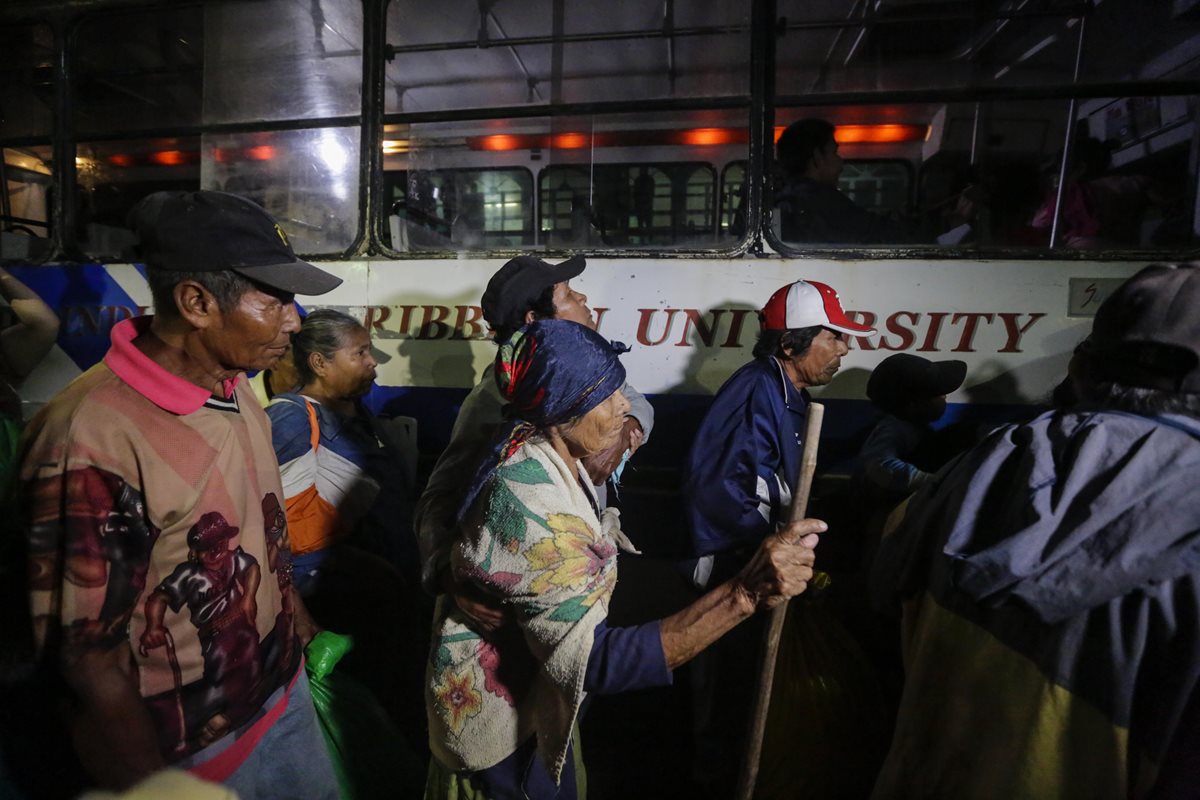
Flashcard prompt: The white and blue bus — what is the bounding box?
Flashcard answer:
[2,0,1199,539]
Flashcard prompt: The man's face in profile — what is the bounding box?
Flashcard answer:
[810,138,845,186]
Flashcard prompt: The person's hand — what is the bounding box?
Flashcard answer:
[953,184,983,224]
[582,418,643,484]
[441,569,508,635]
[292,588,322,648]
[138,625,168,656]
[731,518,824,611]
[625,418,645,456]
[583,443,623,485]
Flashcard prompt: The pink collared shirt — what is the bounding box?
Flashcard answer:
[104,316,241,414]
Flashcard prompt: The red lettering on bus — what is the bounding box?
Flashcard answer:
[593,307,609,333]
[364,306,391,334]
[396,305,418,337]
[451,305,486,340]
[720,309,753,348]
[918,312,949,352]
[636,308,681,346]
[844,311,878,350]
[997,312,1045,353]
[878,311,919,351]
[951,312,994,352]
[677,309,725,347]
[416,305,452,339]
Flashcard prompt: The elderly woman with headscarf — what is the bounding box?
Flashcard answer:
[425,318,824,800]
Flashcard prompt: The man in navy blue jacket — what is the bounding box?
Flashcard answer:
[683,278,874,798]
[684,278,875,587]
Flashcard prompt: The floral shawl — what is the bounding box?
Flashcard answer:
[426,436,631,783]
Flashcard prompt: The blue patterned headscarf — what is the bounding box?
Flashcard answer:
[457,319,627,523]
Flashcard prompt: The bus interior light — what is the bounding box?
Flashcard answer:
[679,128,741,146]
[150,150,187,166]
[772,124,928,144]
[553,132,591,149]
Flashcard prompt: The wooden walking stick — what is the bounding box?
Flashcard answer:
[734,402,826,800]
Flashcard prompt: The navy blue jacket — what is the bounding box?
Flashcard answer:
[683,357,810,557]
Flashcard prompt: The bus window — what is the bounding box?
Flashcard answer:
[385,1,748,114]
[200,1,362,125]
[539,163,715,248]
[775,0,1087,97]
[382,0,751,254]
[720,161,746,238]
[75,8,203,135]
[76,2,362,131]
[1,23,54,260]
[383,166,534,251]
[2,147,53,261]
[840,161,910,218]
[771,1,1200,255]
[771,107,928,248]
[0,24,53,140]
[75,137,200,258]
[205,128,361,255]
[381,110,745,255]
[72,2,364,259]
[1049,96,1197,250]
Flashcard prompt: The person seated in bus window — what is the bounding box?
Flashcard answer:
[975,159,1047,247]
[1031,134,1171,249]
[774,119,917,245]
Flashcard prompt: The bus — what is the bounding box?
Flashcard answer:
[3,0,1199,539]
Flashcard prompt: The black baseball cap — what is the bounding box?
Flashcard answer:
[127,191,342,296]
[1089,263,1200,392]
[481,255,586,333]
[867,353,967,412]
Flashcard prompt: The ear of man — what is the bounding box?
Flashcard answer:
[174,280,220,330]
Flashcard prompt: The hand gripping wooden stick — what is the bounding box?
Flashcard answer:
[734,401,825,800]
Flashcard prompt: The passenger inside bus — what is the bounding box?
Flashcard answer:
[774,119,916,245]
[1031,132,1173,249]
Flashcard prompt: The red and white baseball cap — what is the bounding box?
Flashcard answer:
[760,280,876,335]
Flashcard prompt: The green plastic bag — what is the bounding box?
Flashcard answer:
[306,631,427,799]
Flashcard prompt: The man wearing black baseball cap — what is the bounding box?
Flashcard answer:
[856,353,967,503]
[415,254,654,622]
[16,191,341,797]
[873,263,1200,798]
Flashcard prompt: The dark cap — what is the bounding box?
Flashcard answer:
[481,255,586,333]
[128,191,342,296]
[1089,263,1200,392]
[867,353,967,411]
[186,511,240,551]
